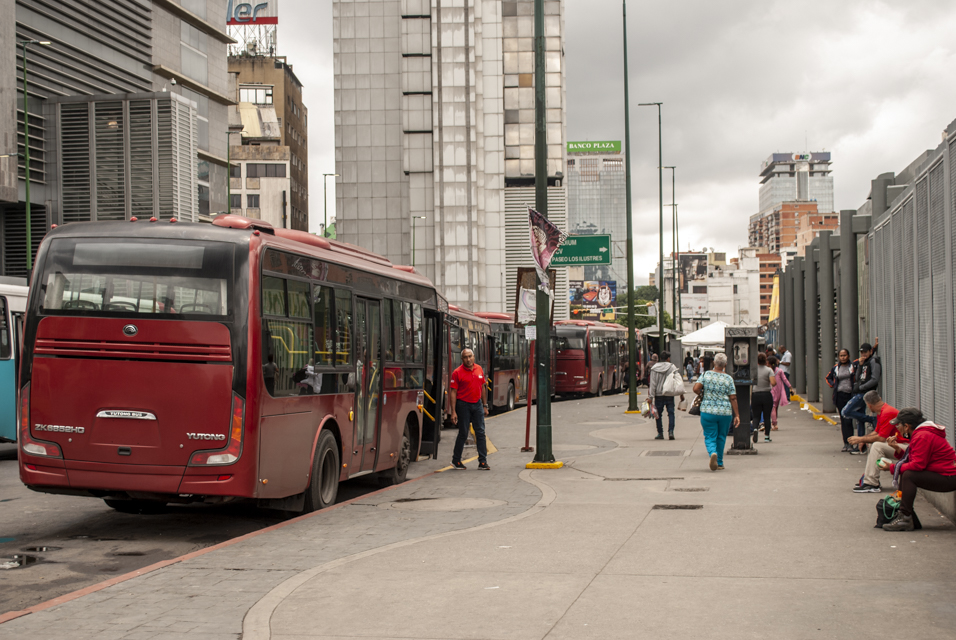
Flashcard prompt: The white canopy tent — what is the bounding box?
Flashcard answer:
[681,321,729,348]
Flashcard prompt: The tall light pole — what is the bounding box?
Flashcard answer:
[226,124,244,213]
[622,0,638,413]
[664,165,677,332]
[19,39,51,272]
[323,173,339,237]
[411,215,425,266]
[639,102,664,351]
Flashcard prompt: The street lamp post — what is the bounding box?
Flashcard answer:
[323,173,339,237]
[664,165,677,332]
[622,0,639,413]
[412,216,425,266]
[226,124,244,213]
[19,39,51,272]
[639,102,664,352]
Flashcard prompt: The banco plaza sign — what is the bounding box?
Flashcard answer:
[567,141,621,153]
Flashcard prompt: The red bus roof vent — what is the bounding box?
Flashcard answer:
[392,265,420,275]
[273,228,332,251]
[212,214,275,234]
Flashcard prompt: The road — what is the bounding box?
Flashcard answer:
[0,442,418,615]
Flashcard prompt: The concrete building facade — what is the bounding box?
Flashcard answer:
[228,101,292,229]
[333,0,568,312]
[0,0,235,277]
[228,54,308,230]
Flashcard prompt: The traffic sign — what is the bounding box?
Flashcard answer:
[550,234,611,265]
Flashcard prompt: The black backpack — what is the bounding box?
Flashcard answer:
[875,496,922,529]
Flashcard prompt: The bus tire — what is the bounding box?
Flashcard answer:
[379,423,412,486]
[304,429,340,512]
[103,499,166,514]
[507,383,516,412]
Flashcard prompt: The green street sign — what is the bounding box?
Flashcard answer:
[567,141,621,153]
[551,234,612,265]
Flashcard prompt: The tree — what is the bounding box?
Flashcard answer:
[634,285,659,301]
[615,290,672,331]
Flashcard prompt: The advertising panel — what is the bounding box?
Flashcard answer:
[569,280,617,320]
[227,0,279,24]
[567,141,622,154]
[677,253,708,294]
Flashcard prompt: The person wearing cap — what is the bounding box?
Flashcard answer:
[841,338,881,444]
[847,391,904,492]
[879,408,956,531]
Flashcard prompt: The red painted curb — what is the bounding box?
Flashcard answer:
[0,469,440,625]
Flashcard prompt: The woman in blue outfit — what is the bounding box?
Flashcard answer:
[692,352,740,471]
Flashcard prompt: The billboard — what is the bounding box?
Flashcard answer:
[677,253,708,294]
[567,141,621,154]
[227,0,278,24]
[569,280,617,320]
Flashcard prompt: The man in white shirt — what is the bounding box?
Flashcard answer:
[777,345,792,397]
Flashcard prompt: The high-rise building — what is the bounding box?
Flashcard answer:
[0,0,234,277]
[333,0,568,315]
[228,54,309,230]
[566,141,626,287]
[758,152,833,214]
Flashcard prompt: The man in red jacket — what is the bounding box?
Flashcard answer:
[449,348,490,471]
[879,408,956,531]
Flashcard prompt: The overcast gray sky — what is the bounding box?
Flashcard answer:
[283,0,956,283]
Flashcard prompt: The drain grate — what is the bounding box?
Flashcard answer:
[605,477,684,481]
[645,450,685,457]
[653,504,703,510]
[670,488,709,492]
[392,497,437,503]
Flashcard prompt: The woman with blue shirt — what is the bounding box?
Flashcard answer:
[692,352,740,470]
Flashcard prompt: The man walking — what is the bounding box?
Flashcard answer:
[842,339,882,444]
[647,351,685,440]
[848,391,905,491]
[776,345,792,398]
[450,348,490,470]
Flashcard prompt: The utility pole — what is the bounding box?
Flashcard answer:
[530,0,556,466]
[664,165,676,331]
[639,102,664,351]
[622,0,638,413]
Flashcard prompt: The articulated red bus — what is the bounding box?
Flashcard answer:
[554,320,628,397]
[441,306,491,424]
[18,215,448,513]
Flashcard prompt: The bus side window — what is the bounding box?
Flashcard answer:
[335,289,353,366]
[262,277,314,397]
[412,303,423,363]
[312,285,334,366]
[0,297,9,360]
[403,301,413,362]
[394,300,405,362]
[383,299,394,361]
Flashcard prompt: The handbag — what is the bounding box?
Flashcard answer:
[677,397,688,411]
[662,369,684,396]
[688,393,702,416]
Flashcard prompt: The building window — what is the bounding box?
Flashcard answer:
[230,194,241,209]
[733,284,738,294]
[247,194,260,208]
[181,0,206,18]
[247,163,286,178]
[198,184,210,216]
[693,286,707,294]
[197,160,209,182]
[180,22,208,85]
[230,163,241,178]
[239,86,273,105]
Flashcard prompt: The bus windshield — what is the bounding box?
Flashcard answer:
[39,238,234,318]
[554,334,585,350]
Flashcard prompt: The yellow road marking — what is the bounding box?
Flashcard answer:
[790,393,838,425]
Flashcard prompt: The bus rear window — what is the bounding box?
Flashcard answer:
[555,336,585,350]
[39,238,233,317]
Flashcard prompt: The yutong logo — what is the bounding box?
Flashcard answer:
[35,424,85,434]
[187,433,227,441]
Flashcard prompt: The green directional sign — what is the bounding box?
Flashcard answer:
[551,234,612,266]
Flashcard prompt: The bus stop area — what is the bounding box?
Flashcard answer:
[1,394,955,640]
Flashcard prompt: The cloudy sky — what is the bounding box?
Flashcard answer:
[282,0,956,283]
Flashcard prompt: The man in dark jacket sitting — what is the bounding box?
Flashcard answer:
[841,339,881,442]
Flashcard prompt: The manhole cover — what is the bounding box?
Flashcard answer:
[645,450,686,457]
[653,504,703,510]
[0,555,39,570]
[552,444,597,451]
[381,498,506,512]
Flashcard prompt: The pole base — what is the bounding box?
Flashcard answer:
[726,447,758,455]
[526,461,564,469]
[520,446,535,452]
[624,410,642,414]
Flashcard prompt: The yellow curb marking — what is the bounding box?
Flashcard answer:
[790,393,838,425]
[525,461,564,469]
[437,426,497,471]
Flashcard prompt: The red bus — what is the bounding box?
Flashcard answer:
[475,312,529,412]
[554,320,627,396]
[17,215,448,513]
[441,305,491,425]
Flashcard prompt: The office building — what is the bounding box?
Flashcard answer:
[758,152,833,214]
[228,54,308,230]
[228,101,291,229]
[566,141,626,287]
[0,0,234,277]
[333,0,568,315]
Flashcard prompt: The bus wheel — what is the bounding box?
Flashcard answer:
[380,423,412,486]
[103,499,166,514]
[596,378,604,397]
[305,430,340,512]
[507,383,516,412]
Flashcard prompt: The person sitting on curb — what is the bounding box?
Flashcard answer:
[848,390,904,492]
[879,408,956,531]
[647,351,685,441]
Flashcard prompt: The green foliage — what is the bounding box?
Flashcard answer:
[615,290,673,331]
[634,285,659,301]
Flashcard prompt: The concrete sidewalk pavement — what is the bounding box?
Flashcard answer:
[1,393,954,639]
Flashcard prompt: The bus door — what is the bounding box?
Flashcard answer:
[352,298,382,473]
[419,310,443,457]
[0,297,14,442]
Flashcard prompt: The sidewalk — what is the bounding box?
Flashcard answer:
[2,392,955,640]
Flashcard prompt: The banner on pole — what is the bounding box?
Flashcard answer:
[514,267,556,327]
[529,207,568,293]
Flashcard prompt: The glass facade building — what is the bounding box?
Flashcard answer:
[566,152,627,287]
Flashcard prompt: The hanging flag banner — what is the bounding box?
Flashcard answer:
[528,207,568,293]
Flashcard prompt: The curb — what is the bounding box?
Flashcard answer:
[790,393,838,425]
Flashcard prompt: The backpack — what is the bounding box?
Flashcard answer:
[875,493,922,529]
[661,368,684,396]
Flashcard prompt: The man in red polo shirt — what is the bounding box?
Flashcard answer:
[849,390,907,492]
[450,348,489,470]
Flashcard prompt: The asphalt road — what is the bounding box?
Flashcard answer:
[0,442,411,615]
